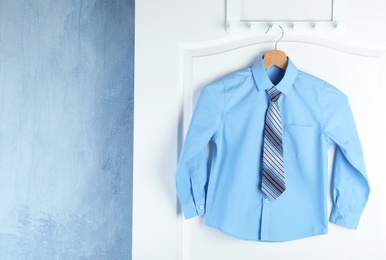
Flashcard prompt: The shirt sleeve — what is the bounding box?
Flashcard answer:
[321,82,370,229]
[175,79,224,219]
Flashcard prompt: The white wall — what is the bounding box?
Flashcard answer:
[134,1,386,259]
[348,0,386,42]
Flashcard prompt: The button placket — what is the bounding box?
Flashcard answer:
[260,196,271,240]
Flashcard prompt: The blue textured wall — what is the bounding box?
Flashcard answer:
[0,0,133,259]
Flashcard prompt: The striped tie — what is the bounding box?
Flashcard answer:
[261,87,285,200]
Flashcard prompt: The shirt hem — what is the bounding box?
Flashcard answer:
[206,222,328,242]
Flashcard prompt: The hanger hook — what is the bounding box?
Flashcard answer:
[265,25,284,50]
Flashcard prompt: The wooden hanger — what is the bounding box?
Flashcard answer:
[263,25,288,70]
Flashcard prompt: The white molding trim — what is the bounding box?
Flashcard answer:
[181,35,386,59]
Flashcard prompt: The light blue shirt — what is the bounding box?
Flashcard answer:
[175,56,370,242]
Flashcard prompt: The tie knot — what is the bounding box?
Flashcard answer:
[267,87,281,103]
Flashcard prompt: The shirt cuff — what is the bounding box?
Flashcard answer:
[181,199,206,219]
[329,206,362,229]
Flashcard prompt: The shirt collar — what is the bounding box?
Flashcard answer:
[251,55,298,95]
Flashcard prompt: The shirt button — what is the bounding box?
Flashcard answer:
[264,198,269,203]
[338,215,343,220]
[199,205,204,210]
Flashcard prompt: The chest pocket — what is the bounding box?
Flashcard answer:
[284,124,316,159]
